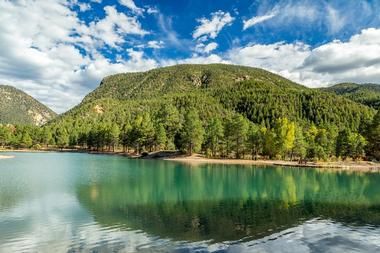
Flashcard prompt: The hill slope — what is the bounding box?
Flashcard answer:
[56,64,373,132]
[320,83,380,110]
[83,64,305,103]
[0,85,56,126]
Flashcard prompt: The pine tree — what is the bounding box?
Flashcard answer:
[181,109,205,155]
[367,111,380,160]
[205,118,224,157]
[56,127,69,149]
[228,114,249,159]
[41,127,53,147]
[109,124,120,152]
[154,123,167,151]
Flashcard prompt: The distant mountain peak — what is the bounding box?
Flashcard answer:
[0,85,57,125]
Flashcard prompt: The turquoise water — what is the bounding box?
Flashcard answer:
[0,152,380,252]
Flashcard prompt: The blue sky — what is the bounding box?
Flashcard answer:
[1,0,380,112]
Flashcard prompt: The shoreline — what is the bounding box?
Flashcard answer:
[163,155,380,171]
[1,149,380,171]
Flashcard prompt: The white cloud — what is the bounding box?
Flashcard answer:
[118,0,143,14]
[192,11,234,40]
[147,40,165,49]
[195,42,218,54]
[146,6,159,14]
[86,6,148,49]
[227,28,380,87]
[78,3,91,12]
[1,0,380,114]
[162,54,227,66]
[229,42,310,73]
[0,1,153,113]
[243,12,277,30]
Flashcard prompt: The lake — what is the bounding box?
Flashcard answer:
[0,152,380,252]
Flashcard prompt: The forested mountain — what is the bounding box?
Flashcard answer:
[1,64,379,161]
[320,83,380,109]
[0,85,56,126]
[61,64,374,131]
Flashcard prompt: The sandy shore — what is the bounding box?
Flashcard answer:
[0,155,15,159]
[164,154,380,171]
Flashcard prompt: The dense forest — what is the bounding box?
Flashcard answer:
[321,83,380,110]
[0,64,379,161]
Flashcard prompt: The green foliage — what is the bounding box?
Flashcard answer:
[179,109,205,155]
[225,114,249,158]
[366,110,380,160]
[204,117,224,157]
[1,64,378,161]
[154,123,167,150]
[321,83,380,109]
[56,127,69,148]
[0,85,56,125]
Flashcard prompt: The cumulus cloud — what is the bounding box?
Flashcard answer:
[243,12,277,30]
[0,1,154,113]
[192,11,234,40]
[85,5,148,49]
[227,28,380,87]
[229,42,310,73]
[1,0,380,114]
[195,42,219,54]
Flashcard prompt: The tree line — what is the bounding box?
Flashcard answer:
[0,107,379,161]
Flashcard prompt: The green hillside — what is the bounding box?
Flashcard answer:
[60,64,373,130]
[0,85,56,126]
[83,64,305,103]
[320,83,380,109]
[3,64,378,160]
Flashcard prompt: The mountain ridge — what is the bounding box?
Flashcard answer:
[320,83,380,109]
[53,64,374,132]
[0,85,56,126]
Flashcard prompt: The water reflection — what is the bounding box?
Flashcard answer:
[76,160,380,243]
[1,153,380,252]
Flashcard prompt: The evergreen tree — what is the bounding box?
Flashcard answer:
[157,104,181,149]
[180,109,205,155]
[109,123,120,151]
[292,125,307,160]
[154,123,167,151]
[41,127,53,147]
[56,127,69,149]
[19,130,33,148]
[205,118,224,157]
[227,114,249,159]
[349,132,367,160]
[0,125,12,147]
[336,129,351,159]
[367,110,380,160]
[247,123,262,160]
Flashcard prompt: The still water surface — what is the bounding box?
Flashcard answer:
[1,152,380,252]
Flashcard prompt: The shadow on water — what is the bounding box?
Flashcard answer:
[75,160,380,243]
